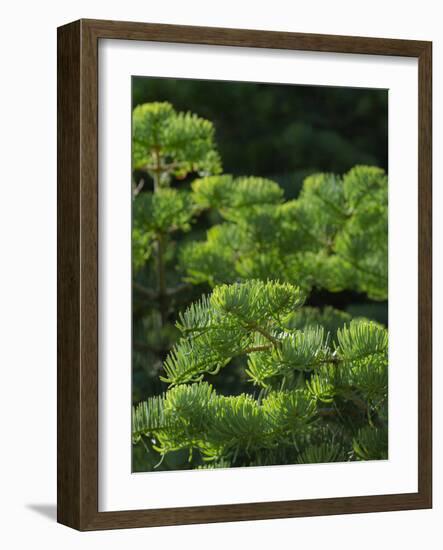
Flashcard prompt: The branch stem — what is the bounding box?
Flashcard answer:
[156,233,168,326]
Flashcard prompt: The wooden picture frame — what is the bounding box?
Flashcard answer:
[57,18,432,530]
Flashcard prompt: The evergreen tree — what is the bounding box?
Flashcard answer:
[131,102,388,470]
[132,103,222,401]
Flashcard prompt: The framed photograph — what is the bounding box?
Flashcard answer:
[57,19,432,530]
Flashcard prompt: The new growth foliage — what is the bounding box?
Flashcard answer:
[184,167,387,300]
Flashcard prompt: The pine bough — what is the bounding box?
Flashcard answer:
[133,280,388,468]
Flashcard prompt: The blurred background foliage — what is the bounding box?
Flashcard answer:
[133,78,388,199]
[132,77,388,471]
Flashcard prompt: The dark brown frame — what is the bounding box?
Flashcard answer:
[57,18,432,531]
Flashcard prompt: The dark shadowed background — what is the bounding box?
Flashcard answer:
[133,77,388,196]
